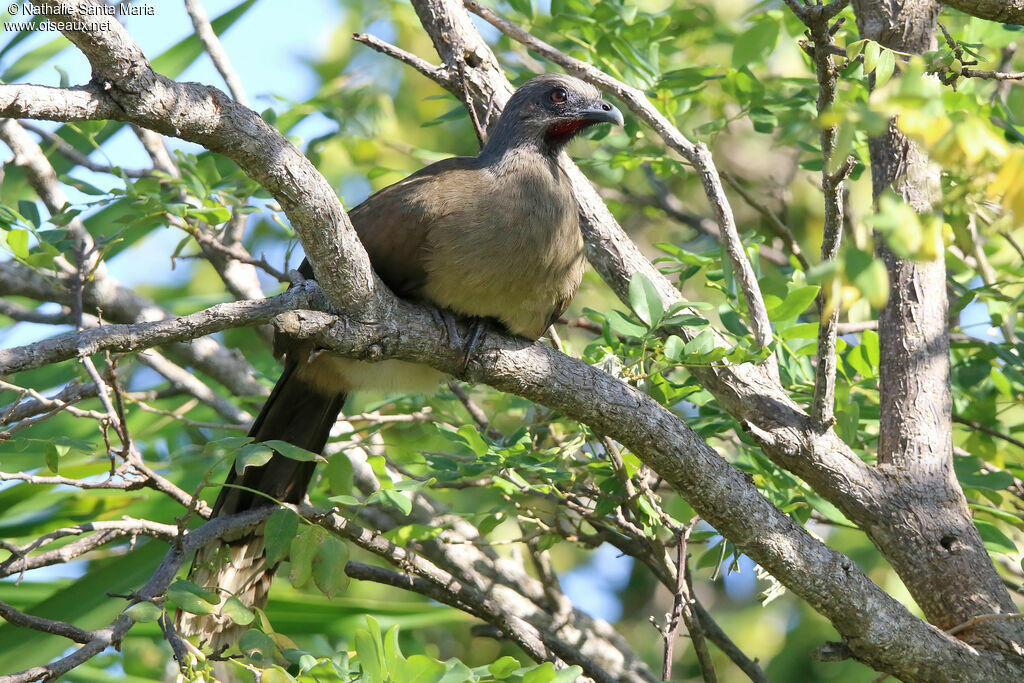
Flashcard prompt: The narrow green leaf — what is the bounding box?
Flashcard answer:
[975,520,1016,555]
[262,439,320,462]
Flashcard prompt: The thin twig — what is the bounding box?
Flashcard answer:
[953,415,1024,451]
[19,121,149,177]
[947,612,1024,636]
[183,0,248,105]
[722,172,809,270]
[352,33,453,88]
[677,522,716,683]
[783,0,855,429]
[0,600,95,644]
[0,507,273,683]
[448,381,503,440]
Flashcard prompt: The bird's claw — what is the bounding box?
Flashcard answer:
[431,309,486,373]
[462,319,487,372]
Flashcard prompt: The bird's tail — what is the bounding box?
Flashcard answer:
[177,361,346,650]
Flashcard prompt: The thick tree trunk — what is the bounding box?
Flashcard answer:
[853,0,1023,653]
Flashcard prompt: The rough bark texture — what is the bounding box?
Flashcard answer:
[853,0,1024,652]
[3,0,1024,678]
[941,0,1024,24]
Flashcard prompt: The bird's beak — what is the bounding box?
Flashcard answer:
[579,99,624,127]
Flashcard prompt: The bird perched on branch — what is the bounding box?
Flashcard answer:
[179,73,623,649]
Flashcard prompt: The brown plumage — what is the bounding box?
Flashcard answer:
[179,73,623,648]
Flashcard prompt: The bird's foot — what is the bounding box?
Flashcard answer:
[431,309,487,373]
[462,318,487,372]
[432,308,463,347]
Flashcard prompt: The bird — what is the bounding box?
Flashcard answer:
[178,73,624,648]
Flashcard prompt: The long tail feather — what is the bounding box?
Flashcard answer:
[177,362,346,650]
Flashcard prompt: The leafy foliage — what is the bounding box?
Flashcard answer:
[3,0,1024,681]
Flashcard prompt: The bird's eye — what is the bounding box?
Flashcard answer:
[550,88,567,104]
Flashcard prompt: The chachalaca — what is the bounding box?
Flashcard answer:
[179,73,623,648]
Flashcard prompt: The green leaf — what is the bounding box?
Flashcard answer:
[187,206,231,225]
[489,656,521,678]
[455,424,488,457]
[264,508,300,565]
[975,520,1017,555]
[382,624,405,676]
[167,589,214,616]
[683,329,715,357]
[17,201,40,229]
[506,0,534,20]
[234,443,273,474]
[378,489,413,516]
[846,39,868,60]
[778,322,819,339]
[664,335,685,361]
[861,329,880,367]
[289,524,324,589]
[767,285,820,322]
[238,629,277,660]
[874,49,896,87]
[43,442,68,473]
[328,494,362,507]
[262,439,320,461]
[205,435,253,456]
[606,309,648,338]
[123,601,162,623]
[628,272,664,327]
[221,595,256,626]
[6,229,29,259]
[1,34,69,83]
[355,617,386,683]
[405,655,446,683]
[733,16,779,68]
[262,668,297,683]
[551,666,585,683]
[863,41,881,73]
[312,536,350,598]
[523,661,558,683]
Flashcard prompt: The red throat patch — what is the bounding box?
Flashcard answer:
[546,119,588,138]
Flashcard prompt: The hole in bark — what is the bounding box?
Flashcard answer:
[940,534,957,550]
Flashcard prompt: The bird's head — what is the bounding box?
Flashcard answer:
[481,73,624,159]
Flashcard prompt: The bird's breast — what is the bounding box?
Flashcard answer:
[422,157,584,339]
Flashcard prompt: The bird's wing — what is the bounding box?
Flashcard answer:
[348,157,481,299]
